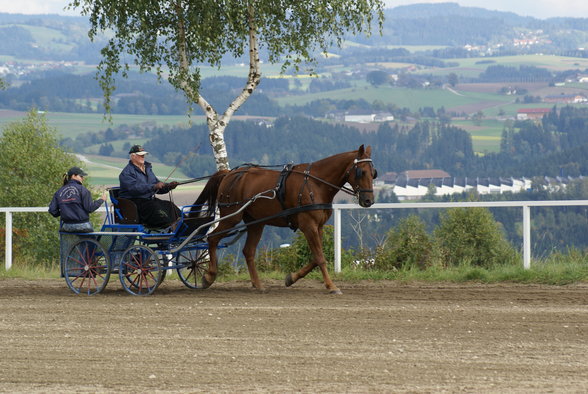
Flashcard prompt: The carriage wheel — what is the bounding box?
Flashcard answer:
[177,248,210,289]
[64,239,110,295]
[119,245,163,296]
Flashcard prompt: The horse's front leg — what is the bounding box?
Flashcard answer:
[242,224,265,291]
[285,226,342,295]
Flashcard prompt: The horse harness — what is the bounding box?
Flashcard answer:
[216,157,376,231]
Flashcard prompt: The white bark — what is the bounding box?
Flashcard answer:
[178,2,262,171]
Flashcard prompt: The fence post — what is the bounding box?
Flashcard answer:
[5,211,12,270]
[334,207,341,273]
[523,205,531,269]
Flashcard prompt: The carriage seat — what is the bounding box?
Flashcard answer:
[109,187,139,224]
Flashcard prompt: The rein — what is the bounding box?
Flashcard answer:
[290,158,375,196]
[289,169,357,196]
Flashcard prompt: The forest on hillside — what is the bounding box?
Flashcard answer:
[67,106,588,181]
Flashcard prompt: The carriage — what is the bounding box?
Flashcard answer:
[59,145,377,296]
[59,187,231,296]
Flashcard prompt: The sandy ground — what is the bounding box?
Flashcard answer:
[1,278,587,393]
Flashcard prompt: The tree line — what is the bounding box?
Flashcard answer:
[67,105,588,182]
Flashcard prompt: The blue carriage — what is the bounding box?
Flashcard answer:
[59,187,228,296]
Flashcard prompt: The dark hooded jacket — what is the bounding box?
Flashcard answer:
[49,180,104,223]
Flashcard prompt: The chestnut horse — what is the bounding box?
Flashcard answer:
[193,145,377,294]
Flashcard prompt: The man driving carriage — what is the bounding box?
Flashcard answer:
[119,145,180,229]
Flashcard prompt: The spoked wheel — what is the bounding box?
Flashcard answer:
[64,239,110,295]
[177,248,210,289]
[119,245,163,296]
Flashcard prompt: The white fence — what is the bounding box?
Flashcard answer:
[333,200,588,273]
[1,207,106,270]
[3,201,588,271]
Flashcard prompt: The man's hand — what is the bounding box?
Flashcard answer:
[154,182,165,190]
[168,181,179,190]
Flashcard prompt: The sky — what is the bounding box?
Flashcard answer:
[0,0,586,20]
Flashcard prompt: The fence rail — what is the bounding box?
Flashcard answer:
[3,201,588,271]
[1,207,106,270]
[332,200,588,273]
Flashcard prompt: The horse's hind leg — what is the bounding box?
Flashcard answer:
[202,220,234,288]
[285,226,342,295]
[202,235,220,289]
[242,224,265,291]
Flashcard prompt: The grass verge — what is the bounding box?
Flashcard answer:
[2,256,587,285]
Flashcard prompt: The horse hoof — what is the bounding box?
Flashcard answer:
[329,289,343,295]
[285,273,295,287]
[201,275,212,289]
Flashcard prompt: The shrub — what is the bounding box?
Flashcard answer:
[376,215,433,270]
[258,225,335,273]
[434,207,517,268]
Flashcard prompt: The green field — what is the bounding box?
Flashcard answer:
[0,111,200,139]
[275,82,507,111]
[414,54,588,79]
[453,119,505,153]
[81,154,192,186]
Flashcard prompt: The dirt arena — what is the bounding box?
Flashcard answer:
[1,278,587,393]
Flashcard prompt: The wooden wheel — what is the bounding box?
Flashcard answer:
[177,248,210,289]
[119,245,163,296]
[64,239,110,295]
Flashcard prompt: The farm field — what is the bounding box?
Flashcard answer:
[0,110,199,138]
[417,54,588,79]
[0,279,587,392]
[78,154,194,188]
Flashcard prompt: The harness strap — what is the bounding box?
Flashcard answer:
[297,162,314,206]
[275,163,293,210]
[208,203,333,239]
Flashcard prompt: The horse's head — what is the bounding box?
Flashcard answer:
[348,145,377,208]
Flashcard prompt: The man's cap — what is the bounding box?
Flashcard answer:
[129,145,148,155]
[67,166,88,177]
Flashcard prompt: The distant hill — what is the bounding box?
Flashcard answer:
[0,13,104,62]
[2,3,588,63]
[353,2,588,50]
[387,2,530,24]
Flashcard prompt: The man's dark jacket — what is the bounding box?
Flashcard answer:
[119,160,172,199]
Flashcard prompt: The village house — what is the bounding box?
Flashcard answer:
[516,108,551,121]
[326,110,394,123]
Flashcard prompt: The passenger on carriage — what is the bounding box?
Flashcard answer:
[49,166,108,232]
[118,145,180,229]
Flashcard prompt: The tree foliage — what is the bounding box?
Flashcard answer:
[69,0,385,170]
[0,111,82,264]
[434,207,517,268]
[378,215,433,270]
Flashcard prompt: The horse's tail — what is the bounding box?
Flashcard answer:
[193,169,229,217]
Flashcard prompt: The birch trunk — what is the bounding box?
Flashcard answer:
[177,2,261,171]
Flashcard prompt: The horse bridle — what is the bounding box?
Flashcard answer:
[343,158,377,195]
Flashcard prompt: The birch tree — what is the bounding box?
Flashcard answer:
[69,0,385,170]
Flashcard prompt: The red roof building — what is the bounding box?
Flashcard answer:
[516,108,551,120]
